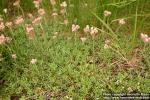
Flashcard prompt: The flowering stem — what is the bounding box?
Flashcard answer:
[74,32,77,45]
[115,25,121,33]
[92,37,95,67]
[132,0,139,43]
[9,28,18,48]
[19,5,25,18]
[43,17,48,28]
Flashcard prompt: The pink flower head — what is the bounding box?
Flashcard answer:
[38,8,46,16]
[33,0,42,8]
[0,22,5,31]
[14,16,24,25]
[90,27,98,36]
[50,0,56,6]
[5,37,12,43]
[0,34,6,44]
[72,24,80,32]
[32,16,42,25]
[26,24,34,33]
[83,25,90,33]
[0,34,12,44]
[27,13,34,20]
[25,24,35,39]
[140,33,150,43]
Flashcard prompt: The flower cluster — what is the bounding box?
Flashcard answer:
[104,10,111,17]
[104,39,111,49]
[25,24,35,39]
[83,25,99,37]
[52,32,58,39]
[60,1,67,15]
[50,0,56,6]
[12,54,17,59]
[140,33,150,43]
[38,8,45,16]
[118,19,126,25]
[90,27,99,36]
[14,16,24,25]
[32,16,42,25]
[30,59,37,64]
[83,25,90,33]
[33,0,42,9]
[0,34,12,45]
[72,24,80,32]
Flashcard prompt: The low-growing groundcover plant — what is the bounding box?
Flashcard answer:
[0,0,150,99]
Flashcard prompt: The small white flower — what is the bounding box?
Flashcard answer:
[90,27,98,36]
[12,54,17,59]
[80,37,87,43]
[30,59,37,64]
[72,24,80,32]
[3,9,7,13]
[104,10,111,17]
[52,36,57,39]
[83,25,90,33]
[119,19,126,25]
[38,8,46,16]
[60,1,67,8]
[140,33,150,43]
[127,87,133,92]
[51,12,58,16]
[33,0,40,8]
[84,3,88,7]
[105,39,111,44]
[104,44,109,49]
[53,32,58,35]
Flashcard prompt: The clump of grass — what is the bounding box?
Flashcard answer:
[0,0,150,99]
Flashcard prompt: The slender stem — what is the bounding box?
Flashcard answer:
[19,5,25,18]
[132,0,139,43]
[92,37,95,67]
